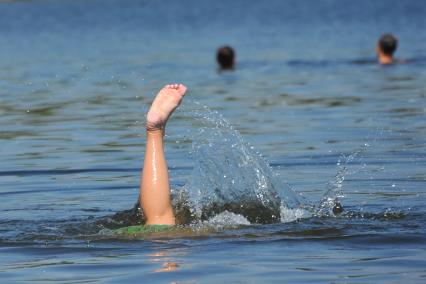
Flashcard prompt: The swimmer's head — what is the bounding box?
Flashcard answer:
[378,34,398,56]
[376,34,398,64]
[216,45,235,70]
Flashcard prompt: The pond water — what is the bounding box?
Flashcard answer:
[0,0,425,283]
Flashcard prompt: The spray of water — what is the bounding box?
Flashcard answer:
[176,101,305,225]
[317,143,370,216]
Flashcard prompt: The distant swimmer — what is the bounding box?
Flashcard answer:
[376,34,398,65]
[216,45,236,70]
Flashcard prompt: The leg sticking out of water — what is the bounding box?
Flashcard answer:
[140,84,187,225]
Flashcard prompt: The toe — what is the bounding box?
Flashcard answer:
[179,84,187,94]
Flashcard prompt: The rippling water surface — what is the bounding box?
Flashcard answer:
[1,0,425,283]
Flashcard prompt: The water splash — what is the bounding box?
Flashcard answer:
[202,211,251,228]
[178,101,303,224]
[317,143,370,216]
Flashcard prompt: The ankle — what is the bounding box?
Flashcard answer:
[146,128,164,136]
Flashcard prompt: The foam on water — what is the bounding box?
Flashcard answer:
[203,211,251,227]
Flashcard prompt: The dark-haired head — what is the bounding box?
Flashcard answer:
[378,34,398,56]
[216,46,235,70]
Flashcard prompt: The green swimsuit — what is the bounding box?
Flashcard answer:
[114,224,173,235]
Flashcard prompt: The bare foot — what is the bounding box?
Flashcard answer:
[146,84,187,131]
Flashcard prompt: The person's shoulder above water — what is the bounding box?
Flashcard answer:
[217,45,236,71]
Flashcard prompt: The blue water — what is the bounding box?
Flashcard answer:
[1,0,426,282]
